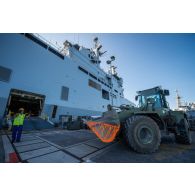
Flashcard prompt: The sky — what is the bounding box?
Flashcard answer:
[41,33,195,109]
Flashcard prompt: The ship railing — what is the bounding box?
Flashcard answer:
[33,33,63,54]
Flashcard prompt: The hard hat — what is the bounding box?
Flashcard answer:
[19,108,24,112]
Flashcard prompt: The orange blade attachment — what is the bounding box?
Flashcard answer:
[87,121,120,143]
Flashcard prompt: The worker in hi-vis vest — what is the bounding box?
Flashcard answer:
[11,108,27,143]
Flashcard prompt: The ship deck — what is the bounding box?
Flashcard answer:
[1,128,195,163]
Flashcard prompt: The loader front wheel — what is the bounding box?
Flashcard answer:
[123,115,161,154]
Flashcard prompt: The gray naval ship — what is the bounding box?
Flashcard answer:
[0,33,133,128]
[175,90,195,130]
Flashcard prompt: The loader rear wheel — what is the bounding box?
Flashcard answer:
[175,118,192,144]
[123,115,161,154]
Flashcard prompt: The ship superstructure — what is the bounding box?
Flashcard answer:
[175,90,195,111]
[175,90,195,130]
[0,33,133,122]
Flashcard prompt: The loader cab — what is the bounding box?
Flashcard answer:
[135,87,170,110]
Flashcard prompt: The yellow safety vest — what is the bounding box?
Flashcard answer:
[19,114,25,125]
[13,115,21,126]
[13,114,25,126]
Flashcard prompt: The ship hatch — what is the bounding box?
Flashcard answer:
[6,89,45,116]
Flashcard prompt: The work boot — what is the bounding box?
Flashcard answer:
[11,140,14,144]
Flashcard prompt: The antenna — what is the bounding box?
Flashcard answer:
[77,33,80,44]
[91,37,105,60]
[107,56,117,106]
[110,56,115,61]
[94,37,98,43]
[107,56,117,76]
[73,34,76,44]
[175,90,182,109]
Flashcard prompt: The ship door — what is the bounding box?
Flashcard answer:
[51,105,58,118]
[6,89,45,116]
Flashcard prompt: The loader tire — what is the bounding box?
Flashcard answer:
[123,115,161,154]
[175,118,192,144]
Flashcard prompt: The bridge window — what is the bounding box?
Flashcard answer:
[78,66,88,75]
[102,89,109,100]
[88,79,101,91]
[89,73,97,80]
